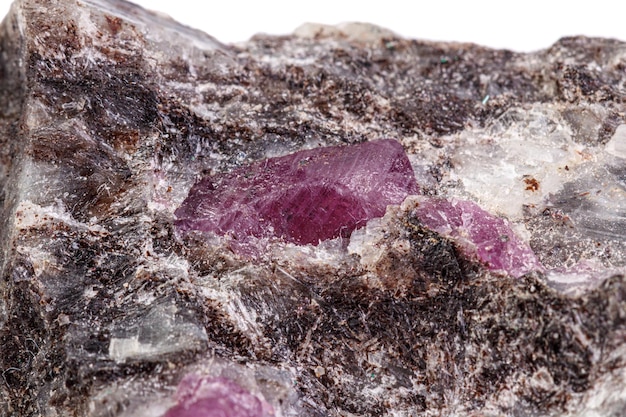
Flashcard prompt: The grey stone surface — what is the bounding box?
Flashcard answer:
[1,0,625,416]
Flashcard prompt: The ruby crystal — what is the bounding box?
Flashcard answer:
[174,139,419,245]
[163,376,273,417]
[413,198,543,277]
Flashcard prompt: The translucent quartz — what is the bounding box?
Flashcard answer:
[175,139,419,245]
[163,376,274,417]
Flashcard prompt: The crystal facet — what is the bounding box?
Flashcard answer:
[174,139,419,245]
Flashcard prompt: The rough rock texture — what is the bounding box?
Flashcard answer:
[1,1,625,416]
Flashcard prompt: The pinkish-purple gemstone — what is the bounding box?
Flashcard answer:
[413,198,543,277]
[163,376,274,417]
[175,139,419,245]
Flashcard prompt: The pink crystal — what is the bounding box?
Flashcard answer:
[163,376,274,417]
[413,198,543,277]
[175,139,419,245]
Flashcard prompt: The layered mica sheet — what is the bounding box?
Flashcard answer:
[0,0,626,416]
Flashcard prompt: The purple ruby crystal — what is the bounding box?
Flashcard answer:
[163,376,274,417]
[413,198,543,277]
[174,139,419,245]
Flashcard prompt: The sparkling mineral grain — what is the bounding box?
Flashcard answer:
[174,139,419,245]
[1,0,626,416]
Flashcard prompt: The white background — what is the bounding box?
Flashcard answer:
[1,0,626,52]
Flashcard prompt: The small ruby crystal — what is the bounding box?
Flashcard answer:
[163,376,273,417]
[413,198,542,277]
[175,139,419,245]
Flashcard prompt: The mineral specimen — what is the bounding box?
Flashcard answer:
[174,139,419,246]
[1,0,626,416]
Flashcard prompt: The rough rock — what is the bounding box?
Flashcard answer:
[1,0,625,416]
